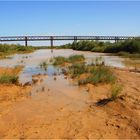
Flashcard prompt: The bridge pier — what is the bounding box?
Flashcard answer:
[115,39,119,43]
[50,36,53,52]
[73,36,77,47]
[25,37,28,46]
[96,37,99,42]
[74,36,77,43]
[115,37,119,43]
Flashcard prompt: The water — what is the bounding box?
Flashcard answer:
[0,49,139,84]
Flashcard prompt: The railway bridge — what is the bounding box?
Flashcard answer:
[0,36,139,47]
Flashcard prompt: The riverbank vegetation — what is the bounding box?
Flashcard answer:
[0,44,34,59]
[53,55,122,101]
[53,55,85,65]
[39,61,48,71]
[60,39,140,58]
[0,66,23,84]
[0,74,18,84]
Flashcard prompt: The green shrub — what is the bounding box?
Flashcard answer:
[111,84,122,100]
[53,56,67,65]
[40,61,48,71]
[0,74,19,84]
[117,51,140,58]
[78,66,116,85]
[68,55,85,63]
[60,39,140,56]
[53,55,85,65]
[16,46,33,52]
[69,63,87,78]
[91,57,105,66]
[0,44,34,58]
[104,39,140,53]
[90,66,115,84]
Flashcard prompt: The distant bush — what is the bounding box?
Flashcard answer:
[53,56,67,65]
[68,55,85,63]
[104,39,140,53]
[53,55,85,65]
[16,46,33,52]
[117,51,140,58]
[60,39,140,57]
[0,44,34,58]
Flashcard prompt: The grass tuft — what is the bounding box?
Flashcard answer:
[0,74,18,84]
[69,63,87,78]
[40,61,48,71]
[53,56,67,65]
[110,84,122,100]
[78,66,116,85]
[53,55,85,66]
[68,55,85,63]
[0,44,34,59]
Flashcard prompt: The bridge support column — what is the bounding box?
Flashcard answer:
[96,37,99,42]
[25,37,28,46]
[115,39,119,43]
[74,36,77,43]
[115,37,119,43]
[50,36,53,53]
[73,36,77,47]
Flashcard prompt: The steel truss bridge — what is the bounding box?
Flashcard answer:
[0,36,140,47]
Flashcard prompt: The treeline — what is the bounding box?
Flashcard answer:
[0,44,34,58]
[0,44,34,52]
[60,39,140,54]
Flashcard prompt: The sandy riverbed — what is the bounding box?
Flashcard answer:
[0,66,139,139]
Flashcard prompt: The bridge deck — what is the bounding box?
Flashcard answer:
[0,36,139,47]
[0,36,139,41]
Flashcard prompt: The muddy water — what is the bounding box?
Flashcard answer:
[0,49,139,84]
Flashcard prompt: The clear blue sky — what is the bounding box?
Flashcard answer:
[0,1,140,45]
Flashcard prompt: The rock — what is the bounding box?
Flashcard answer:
[42,87,45,92]
[53,72,57,76]
[62,68,67,75]
[64,76,67,79]
[32,78,38,84]
[23,81,32,86]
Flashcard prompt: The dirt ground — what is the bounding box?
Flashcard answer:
[0,67,31,120]
[0,67,140,139]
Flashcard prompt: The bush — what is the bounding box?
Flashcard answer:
[53,55,85,65]
[60,39,140,56]
[104,39,140,53]
[53,56,67,65]
[40,61,48,71]
[0,74,18,84]
[111,84,122,100]
[78,66,116,85]
[69,63,87,78]
[68,55,85,63]
[91,57,105,66]
[0,43,34,57]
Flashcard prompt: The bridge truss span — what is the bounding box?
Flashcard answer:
[0,35,139,46]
